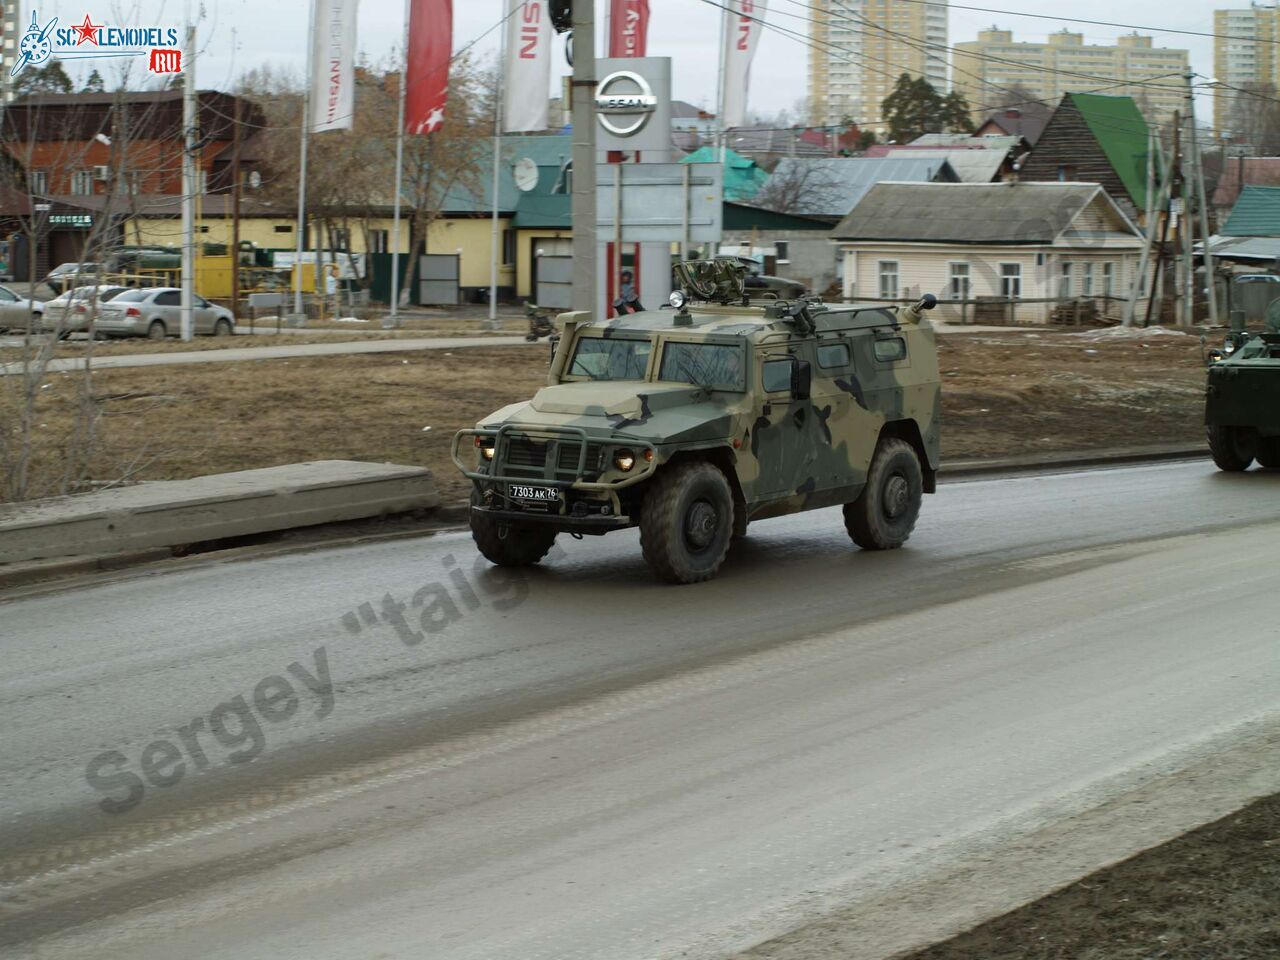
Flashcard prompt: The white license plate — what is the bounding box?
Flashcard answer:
[509,484,559,502]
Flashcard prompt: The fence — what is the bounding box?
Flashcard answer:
[841,294,1133,327]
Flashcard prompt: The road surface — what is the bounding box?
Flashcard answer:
[1,460,1277,959]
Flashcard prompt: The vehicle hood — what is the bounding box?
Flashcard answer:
[484,381,742,444]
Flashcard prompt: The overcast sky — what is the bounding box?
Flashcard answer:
[37,0,1214,118]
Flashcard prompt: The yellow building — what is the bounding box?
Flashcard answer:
[952,29,1188,128]
[1214,6,1280,139]
[808,0,949,133]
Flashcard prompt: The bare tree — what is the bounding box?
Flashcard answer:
[753,159,846,217]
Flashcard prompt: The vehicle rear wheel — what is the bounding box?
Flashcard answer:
[213,318,233,337]
[146,320,167,341]
[845,437,923,550]
[469,492,558,567]
[640,461,733,584]
[1256,437,1280,469]
[1207,425,1256,472]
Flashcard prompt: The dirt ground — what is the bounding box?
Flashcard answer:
[1,329,1209,503]
[902,791,1280,960]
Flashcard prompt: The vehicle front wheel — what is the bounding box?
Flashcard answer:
[845,437,923,550]
[213,318,233,337]
[1207,425,1256,472]
[1256,437,1280,469]
[146,320,167,341]
[470,493,558,567]
[639,461,733,584]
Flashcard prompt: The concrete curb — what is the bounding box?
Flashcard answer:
[0,460,439,566]
[941,443,1208,480]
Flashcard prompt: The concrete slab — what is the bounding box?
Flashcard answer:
[0,460,439,564]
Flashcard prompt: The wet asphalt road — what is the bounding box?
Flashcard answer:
[1,459,1278,958]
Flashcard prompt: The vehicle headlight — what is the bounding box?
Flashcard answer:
[614,449,636,472]
[474,437,496,460]
[1223,338,1236,355]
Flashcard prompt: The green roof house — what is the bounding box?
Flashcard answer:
[1221,184,1280,237]
[1017,93,1156,221]
[680,146,768,202]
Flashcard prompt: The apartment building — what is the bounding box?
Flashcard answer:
[952,29,1188,128]
[1214,5,1280,140]
[808,0,948,134]
[1,0,19,104]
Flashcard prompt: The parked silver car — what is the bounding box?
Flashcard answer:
[43,262,103,296]
[0,284,45,332]
[96,287,236,339]
[38,285,130,338]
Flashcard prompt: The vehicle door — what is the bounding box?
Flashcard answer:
[151,290,181,333]
[745,338,821,501]
[804,332,888,492]
[193,295,217,334]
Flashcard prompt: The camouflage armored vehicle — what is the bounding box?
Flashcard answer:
[1205,309,1280,471]
[452,258,941,583]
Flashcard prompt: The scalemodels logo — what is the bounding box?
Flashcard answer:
[9,10,182,79]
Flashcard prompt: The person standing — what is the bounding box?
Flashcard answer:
[612,269,645,316]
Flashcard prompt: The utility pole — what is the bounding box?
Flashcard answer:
[486,14,506,331]
[231,96,242,318]
[388,0,409,328]
[570,0,597,314]
[1186,69,1219,326]
[180,21,197,342]
[293,0,315,322]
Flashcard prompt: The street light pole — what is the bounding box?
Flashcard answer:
[180,21,196,342]
[569,0,596,314]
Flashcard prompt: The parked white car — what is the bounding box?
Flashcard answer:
[95,288,236,339]
[0,284,45,332]
[43,262,103,296]
[38,285,131,338]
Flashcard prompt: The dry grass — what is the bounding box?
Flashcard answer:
[905,792,1280,960]
[3,331,1210,504]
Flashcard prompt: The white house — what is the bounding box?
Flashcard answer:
[832,182,1146,324]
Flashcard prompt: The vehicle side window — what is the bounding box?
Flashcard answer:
[762,359,792,393]
[195,296,210,308]
[0,287,16,302]
[154,291,180,306]
[818,342,850,368]
[874,337,907,362]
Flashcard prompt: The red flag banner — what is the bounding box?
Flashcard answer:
[609,0,649,58]
[405,0,452,134]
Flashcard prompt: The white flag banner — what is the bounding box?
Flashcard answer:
[503,0,553,133]
[311,0,358,132]
[721,0,766,129]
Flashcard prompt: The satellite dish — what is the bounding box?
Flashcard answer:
[513,157,539,193]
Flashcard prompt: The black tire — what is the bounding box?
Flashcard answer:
[470,493,558,567]
[1207,425,1256,472]
[1257,437,1280,469]
[845,437,923,550]
[146,320,167,341]
[213,318,233,337]
[639,461,734,584]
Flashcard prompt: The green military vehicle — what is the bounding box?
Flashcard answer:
[1205,307,1280,471]
[452,259,941,583]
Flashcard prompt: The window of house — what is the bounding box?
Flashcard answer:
[30,170,48,193]
[1000,263,1022,299]
[878,260,899,300]
[332,228,351,251]
[948,262,970,300]
[502,228,516,266]
[1058,261,1073,299]
[274,224,293,233]
[1103,262,1117,297]
[1057,164,1077,182]
[1081,262,1095,297]
[775,240,790,264]
[71,170,94,195]
[369,229,389,253]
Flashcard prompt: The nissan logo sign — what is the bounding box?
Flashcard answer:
[594,70,657,137]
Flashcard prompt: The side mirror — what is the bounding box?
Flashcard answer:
[791,359,812,400]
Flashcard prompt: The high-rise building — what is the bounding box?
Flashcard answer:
[1213,5,1280,140]
[1,0,20,103]
[808,0,948,134]
[952,29,1188,128]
